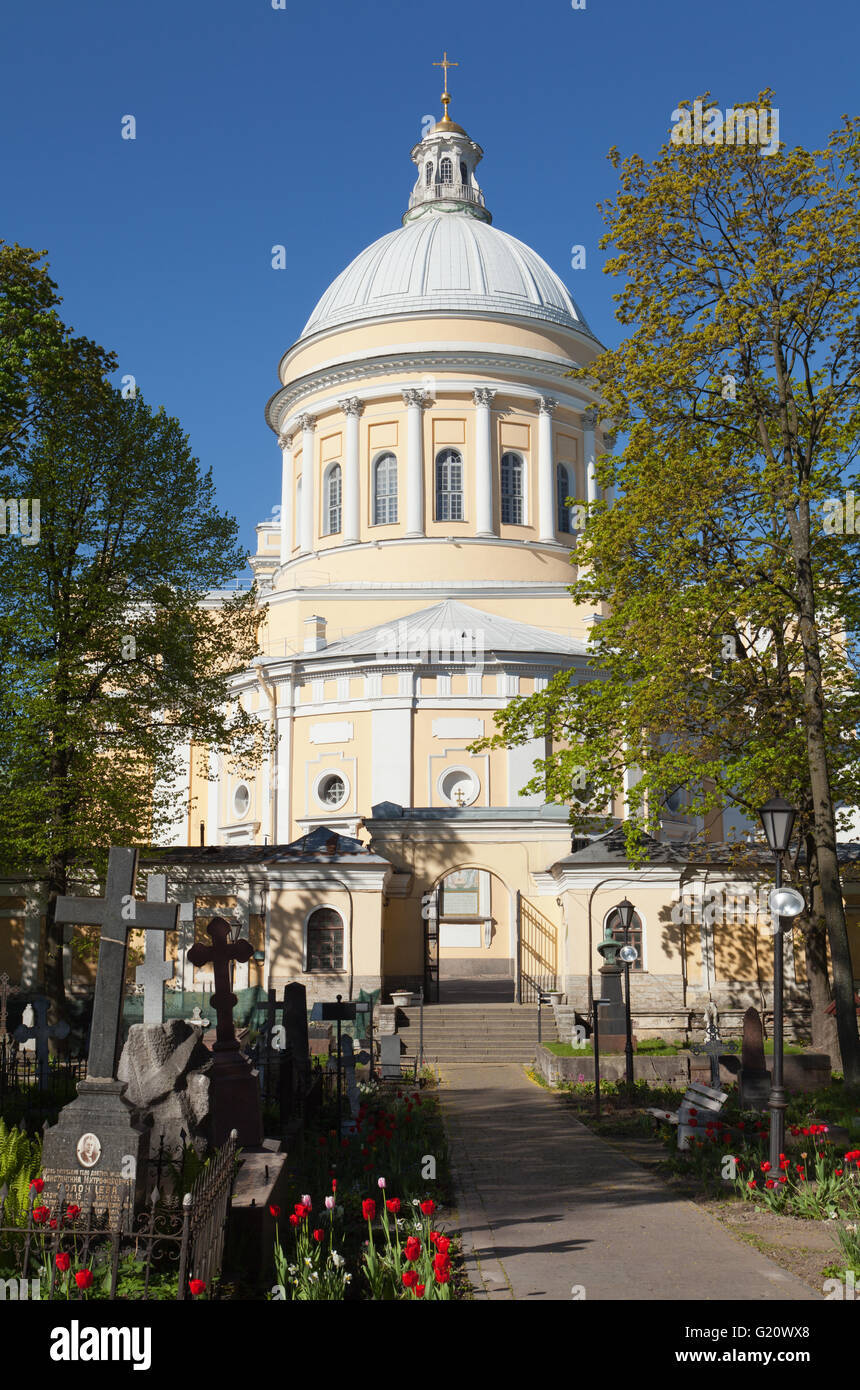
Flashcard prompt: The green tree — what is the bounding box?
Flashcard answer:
[479,98,860,1082]
[0,247,261,1005]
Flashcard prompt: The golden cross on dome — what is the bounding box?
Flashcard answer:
[433,51,458,122]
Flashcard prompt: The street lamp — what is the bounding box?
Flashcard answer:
[614,897,637,1089]
[758,795,798,1172]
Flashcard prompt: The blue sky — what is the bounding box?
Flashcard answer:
[2,0,857,564]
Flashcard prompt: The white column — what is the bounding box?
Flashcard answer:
[207,747,220,846]
[402,389,427,536]
[299,414,316,553]
[473,387,495,536]
[537,396,557,542]
[583,407,600,506]
[339,397,363,544]
[279,433,293,563]
[275,695,293,844]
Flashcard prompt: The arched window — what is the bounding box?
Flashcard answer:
[604,908,644,971]
[435,449,463,521]
[459,161,468,186]
[500,452,524,525]
[325,464,342,536]
[556,463,572,533]
[439,156,453,184]
[373,453,398,525]
[425,161,433,187]
[306,907,344,972]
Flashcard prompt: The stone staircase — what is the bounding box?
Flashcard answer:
[395,1003,559,1066]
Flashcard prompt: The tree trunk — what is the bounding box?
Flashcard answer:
[45,854,68,1013]
[802,911,840,1061]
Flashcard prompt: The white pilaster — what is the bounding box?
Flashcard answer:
[402,389,427,536]
[207,747,220,846]
[340,397,362,544]
[473,387,496,536]
[275,692,293,844]
[537,397,557,542]
[583,407,600,506]
[299,414,316,553]
[279,433,293,563]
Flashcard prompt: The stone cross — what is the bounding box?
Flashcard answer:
[135,874,175,1024]
[187,917,253,1050]
[13,996,70,1089]
[690,1002,738,1086]
[55,847,179,1081]
[0,972,19,1038]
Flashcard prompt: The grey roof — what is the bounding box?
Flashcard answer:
[305,599,587,662]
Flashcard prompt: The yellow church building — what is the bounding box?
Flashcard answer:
[3,73,857,1041]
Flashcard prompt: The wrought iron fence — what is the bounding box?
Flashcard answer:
[0,1045,87,1130]
[0,1131,237,1300]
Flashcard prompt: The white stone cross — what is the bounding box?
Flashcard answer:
[135,874,175,1024]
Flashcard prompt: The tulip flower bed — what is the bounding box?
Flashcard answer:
[267,1080,465,1301]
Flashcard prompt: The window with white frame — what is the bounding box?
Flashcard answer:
[324,464,342,535]
[435,449,463,521]
[556,463,572,533]
[500,452,525,524]
[439,156,453,184]
[373,453,398,524]
[306,907,344,972]
[604,907,644,971]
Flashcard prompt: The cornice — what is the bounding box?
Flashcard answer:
[265,348,596,435]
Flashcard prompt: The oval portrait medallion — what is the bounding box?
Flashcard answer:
[76,1132,101,1168]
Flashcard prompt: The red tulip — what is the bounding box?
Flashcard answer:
[32,1206,48,1224]
[55,1252,70,1273]
[420,1199,435,1215]
[362,1199,376,1220]
[65,1205,80,1221]
[189,1279,206,1296]
[402,1270,418,1289]
[434,1268,450,1284]
[435,1235,451,1254]
[404,1236,421,1261]
[269,1204,281,1218]
[313,1229,324,1242]
[75,1270,94,1290]
[765,1179,775,1188]
[289,1214,300,1226]
[760,1161,771,1172]
[416,1283,426,1297]
[386,1198,401,1214]
[29,1179,44,1193]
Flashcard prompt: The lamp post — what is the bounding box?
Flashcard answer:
[614,897,637,1089]
[758,796,797,1173]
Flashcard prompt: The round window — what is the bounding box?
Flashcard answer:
[233,783,251,819]
[440,768,478,807]
[319,774,346,807]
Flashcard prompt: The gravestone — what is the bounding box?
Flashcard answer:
[0,972,20,1039]
[117,1019,212,1154]
[13,996,70,1088]
[134,874,175,1024]
[739,1006,770,1110]
[40,847,179,1221]
[332,1033,370,1118]
[282,983,311,1095]
[380,1033,403,1079]
[17,1003,36,1052]
[187,917,262,1147]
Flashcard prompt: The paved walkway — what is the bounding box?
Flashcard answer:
[438,1065,820,1301]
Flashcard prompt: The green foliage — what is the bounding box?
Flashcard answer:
[0,1120,42,1223]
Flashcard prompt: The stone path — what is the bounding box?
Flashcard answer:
[438,1064,820,1301]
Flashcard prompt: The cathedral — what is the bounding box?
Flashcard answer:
[3,67,856,1037]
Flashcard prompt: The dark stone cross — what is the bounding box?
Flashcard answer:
[0,972,20,1038]
[186,917,262,1147]
[55,847,179,1080]
[187,917,253,1051]
[14,996,70,1087]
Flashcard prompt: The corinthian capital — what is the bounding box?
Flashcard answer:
[402,388,430,409]
[473,387,496,408]
[279,432,294,450]
[582,406,599,429]
[338,396,364,417]
[538,396,558,417]
[297,413,316,432]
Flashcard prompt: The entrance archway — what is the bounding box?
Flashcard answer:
[427,866,515,1003]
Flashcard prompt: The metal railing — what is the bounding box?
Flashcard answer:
[409,182,486,210]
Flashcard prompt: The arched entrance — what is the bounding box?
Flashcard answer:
[426,866,515,1003]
